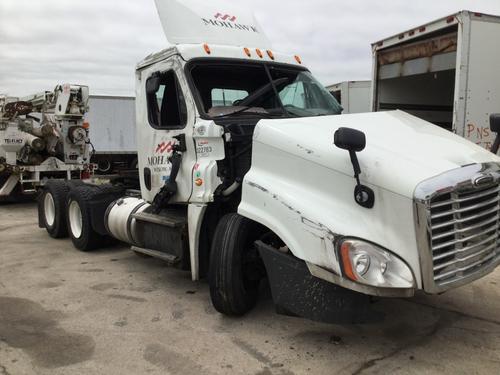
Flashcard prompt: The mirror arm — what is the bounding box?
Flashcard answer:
[491,134,500,155]
[349,150,361,185]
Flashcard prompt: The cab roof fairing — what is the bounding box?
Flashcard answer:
[136,44,304,72]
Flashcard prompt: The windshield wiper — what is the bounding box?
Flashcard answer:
[213,107,276,119]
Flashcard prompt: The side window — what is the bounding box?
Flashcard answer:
[279,82,306,108]
[211,88,248,107]
[146,70,187,129]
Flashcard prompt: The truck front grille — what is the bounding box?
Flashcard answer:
[414,163,500,293]
[429,184,499,286]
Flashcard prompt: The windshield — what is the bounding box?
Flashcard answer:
[188,61,342,118]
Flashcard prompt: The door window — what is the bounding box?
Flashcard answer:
[146,70,188,129]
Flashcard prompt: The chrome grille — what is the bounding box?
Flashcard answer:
[414,163,500,293]
[429,184,499,285]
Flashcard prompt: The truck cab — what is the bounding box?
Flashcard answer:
[39,0,500,323]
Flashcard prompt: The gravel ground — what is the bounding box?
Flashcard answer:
[0,202,499,375]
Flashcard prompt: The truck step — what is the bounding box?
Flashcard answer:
[131,246,179,264]
[132,210,186,228]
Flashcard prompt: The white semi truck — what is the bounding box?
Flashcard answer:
[371,10,500,150]
[0,84,92,201]
[38,0,500,322]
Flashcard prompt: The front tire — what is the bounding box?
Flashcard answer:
[209,213,266,316]
[40,181,70,238]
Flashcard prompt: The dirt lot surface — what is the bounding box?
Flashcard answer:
[1,202,499,374]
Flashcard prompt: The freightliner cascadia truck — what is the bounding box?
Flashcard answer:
[38,0,500,322]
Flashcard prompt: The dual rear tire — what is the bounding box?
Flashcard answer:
[39,181,113,251]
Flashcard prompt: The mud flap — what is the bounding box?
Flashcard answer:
[256,241,383,324]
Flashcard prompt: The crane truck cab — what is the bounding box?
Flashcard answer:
[39,0,500,323]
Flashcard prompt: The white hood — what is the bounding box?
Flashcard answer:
[154,0,272,48]
[254,110,500,198]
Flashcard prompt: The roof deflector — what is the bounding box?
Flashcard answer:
[154,0,272,48]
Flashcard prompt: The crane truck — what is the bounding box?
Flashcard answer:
[38,0,500,323]
[0,84,92,201]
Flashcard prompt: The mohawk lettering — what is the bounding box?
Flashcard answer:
[201,18,259,33]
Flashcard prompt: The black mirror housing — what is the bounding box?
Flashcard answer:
[490,114,500,133]
[334,127,366,152]
[146,74,161,95]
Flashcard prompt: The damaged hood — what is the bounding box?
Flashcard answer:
[254,110,500,198]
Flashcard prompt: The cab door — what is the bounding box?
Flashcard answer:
[137,56,197,203]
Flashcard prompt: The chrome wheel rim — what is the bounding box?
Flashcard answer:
[68,200,83,238]
[44,193,55,227]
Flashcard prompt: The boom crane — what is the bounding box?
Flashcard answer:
[0,84,92,199]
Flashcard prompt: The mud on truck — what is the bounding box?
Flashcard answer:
[38,0,500,323]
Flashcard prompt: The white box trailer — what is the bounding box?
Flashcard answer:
[371,10,500,150]
[326,81,371,114]
[86,95,138,173]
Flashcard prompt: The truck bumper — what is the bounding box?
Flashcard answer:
[256,241,383,324]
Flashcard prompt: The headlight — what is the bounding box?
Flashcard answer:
[338,239,415,288]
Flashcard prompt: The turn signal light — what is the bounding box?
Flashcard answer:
[203,43,211,54]
[340,242,357,281]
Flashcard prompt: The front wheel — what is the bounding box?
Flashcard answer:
[209,213,267,316]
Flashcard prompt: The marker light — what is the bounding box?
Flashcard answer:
[294,55,302,64]
[339,239,415,289]
[244,47,251,57]
[82,121,90,129]
[195,178,203,186]
[266,50,274,60]
[255,48,263,58]
[203,43,211,54]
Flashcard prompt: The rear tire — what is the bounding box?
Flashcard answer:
[40,181,69,238]
[66,186,108,251]
[209,213,266,316]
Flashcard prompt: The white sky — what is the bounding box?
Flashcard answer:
[1,0,500,96]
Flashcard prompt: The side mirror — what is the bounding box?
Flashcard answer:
[490,114,500,154]
[490,114,500,133]
[146,74,161,95]
[334,127,374,208]
[334,127,366,152]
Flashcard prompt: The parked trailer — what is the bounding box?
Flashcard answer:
[39,1,500,323]
[326,81,371,114]
[86,95,137,173]
[371,10,500,150]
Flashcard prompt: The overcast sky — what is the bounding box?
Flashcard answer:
[1,0,500,97]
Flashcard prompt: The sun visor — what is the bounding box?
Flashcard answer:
[154,0,272,48]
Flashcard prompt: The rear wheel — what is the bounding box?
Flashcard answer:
[209,213,267,316]
[66,186,108,251]
[40,181,69,238]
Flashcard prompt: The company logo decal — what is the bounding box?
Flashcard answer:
[202,12,259,33]
[214,13,236,22]
[156,141,173,154]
